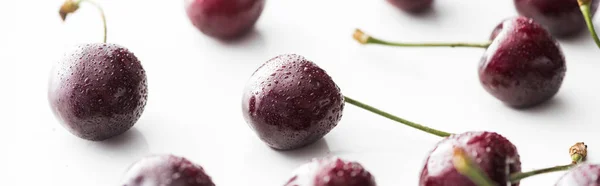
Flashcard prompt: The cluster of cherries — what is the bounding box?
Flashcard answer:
[49,0,600,185]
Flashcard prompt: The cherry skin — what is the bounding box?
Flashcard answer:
[555,164,600,186]
[242,54,344,150]
[48,43,148,141]
[513,0,599,37]
[184,0,266,40]
[479,16,566,108]
[121,154,215,186]
[284,157,377,186]
[420,131,521,186]
[387,0,433,13]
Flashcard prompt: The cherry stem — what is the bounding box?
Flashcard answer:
[353,29,492,48]
[578,0,600,49]
[453,147,497,186]
[59,0,107,43]
[509,164,574,183]
[343,96,452,137]
[509,142,587,183]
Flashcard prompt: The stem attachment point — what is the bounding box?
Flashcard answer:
[453,147,497,186]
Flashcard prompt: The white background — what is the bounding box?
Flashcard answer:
[2,0,600,185]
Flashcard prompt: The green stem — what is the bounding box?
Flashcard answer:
[509,151,585,183]
[509,164,574,183]
[579,0,600,49]
[353,29,491,48]
[453,147,497,186]
[81,0,107,43]
[343,96,452,137]
[59,0,107,43]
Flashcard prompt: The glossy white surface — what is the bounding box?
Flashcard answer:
[2,0,600,185]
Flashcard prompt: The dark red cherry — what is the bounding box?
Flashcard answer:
[48,43,148,141]
[479,16,566,108]
[386,0,433,13]
[513,0,599,37]
[241,54,344,150]
[555,164,600,186]
[284,157,377,186]
[184,0,266,40]
[420,131,521,186]
[121,154,215,186]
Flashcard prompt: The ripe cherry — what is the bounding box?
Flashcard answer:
[51,0,148,141]
[284,157,377,186]
[121,155,215,186]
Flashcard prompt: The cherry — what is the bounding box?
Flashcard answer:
[555,164,600,186]
[242,54,344,150]
[420,131,521,186]
[284,157,377,186]
[120,154,215,186]
[50,0,148,141]
[184,0,266,40]
[353,16,566,108]
[513,0,599,37]
[386,0,433,13]
[479,17,566,108]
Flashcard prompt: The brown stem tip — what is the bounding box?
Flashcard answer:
[353,29,370,44]
[59,0,80,21]
[570,142,588,164]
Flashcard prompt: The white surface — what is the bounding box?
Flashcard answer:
[2,0,600,185]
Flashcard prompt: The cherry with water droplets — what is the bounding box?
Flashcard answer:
[121,155,215,186]
[49,43,148,141]
[184,0,266,40]
[513,0,599,37]
[479,16,566,108]
[284,157,377,186]
[420,131,521,186]
[52,0,148,141]
[242,54,344,150]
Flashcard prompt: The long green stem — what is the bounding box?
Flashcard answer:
[579,0,600,49]
[353,29,492,48]
[82,0,107,43]
[343,96,452,137]
[453,147,497,186]
[59,0,107,43]
[509,143,586,183]
[509,164,574,182]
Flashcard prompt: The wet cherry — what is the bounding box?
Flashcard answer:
[420,131,521,186]
[49,43,148,141]
[51,0,148,141]
[121,155,215,186]
[184,0,266,40]
[513,0,599,37]
[479,16,566,108]
[242,54,344,150]
[284,157,377,186]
